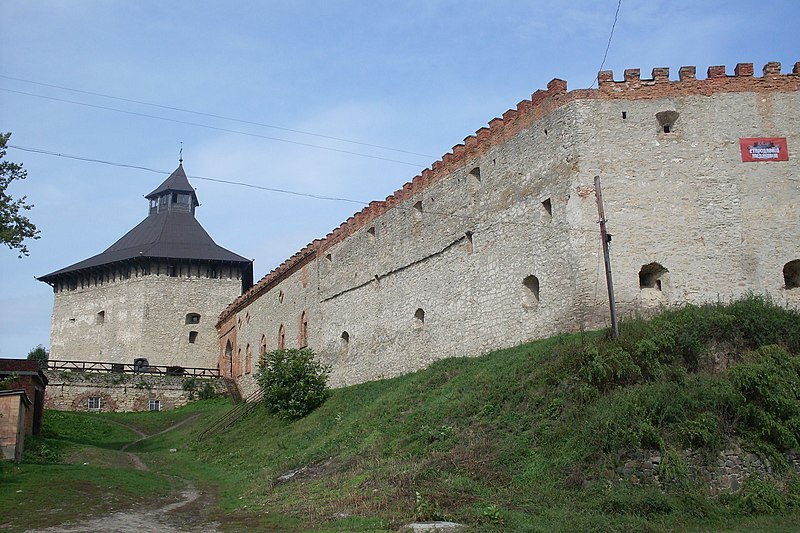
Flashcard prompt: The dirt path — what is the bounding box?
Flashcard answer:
[25,481,220,533]
[26,413,218,533]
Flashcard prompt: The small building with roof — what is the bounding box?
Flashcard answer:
[38,163,253,372]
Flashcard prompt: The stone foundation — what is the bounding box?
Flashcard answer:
[44,370,227,412]
[617,444,800,495]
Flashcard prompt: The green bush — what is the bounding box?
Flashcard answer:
[679,412,722,449]
[182,377,197,399]
[199,381,217,400]
[730,345,800,451]
[255,348,330,420]
[26,344,48,369]
[729,476,786,515]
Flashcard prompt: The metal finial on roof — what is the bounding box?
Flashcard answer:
[179,142,183,164]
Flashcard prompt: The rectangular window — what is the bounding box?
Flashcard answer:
[148,399,161,412]
[87,397,101,410]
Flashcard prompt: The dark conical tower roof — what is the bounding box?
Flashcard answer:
[38,164,251,284]
[145,164,198,206]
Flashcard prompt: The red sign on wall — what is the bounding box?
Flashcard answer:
[739,137,789,162]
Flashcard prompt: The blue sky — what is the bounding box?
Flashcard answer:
[0,0,797,358]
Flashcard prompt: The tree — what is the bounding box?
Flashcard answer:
[27,344,49,369]
[255,348,330,420]
[1,132,39,257]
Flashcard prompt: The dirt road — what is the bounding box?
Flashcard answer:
[25,415,219,533]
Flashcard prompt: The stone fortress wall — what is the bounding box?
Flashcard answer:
[50,260,243,370]
[220,62,800,389]
[44,370,227,412]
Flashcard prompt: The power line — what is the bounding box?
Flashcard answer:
[8,143,599,234]
[8,144,369,205]
[0,74,436,159]
[0,87,423,167]
[589,0,622,88]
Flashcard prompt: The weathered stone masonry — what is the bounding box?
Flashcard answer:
[44,370,227,413]
[39,164,252,411]
[40,164,253,372]
[219,62,800,391]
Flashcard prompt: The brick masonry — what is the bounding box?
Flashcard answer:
[219,62,800,389]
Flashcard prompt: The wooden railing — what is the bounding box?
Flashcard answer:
[47,359,219,378]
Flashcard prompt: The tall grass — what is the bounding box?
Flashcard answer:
[156,295,799,531]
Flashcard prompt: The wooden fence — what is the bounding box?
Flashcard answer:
[47,359,219,378]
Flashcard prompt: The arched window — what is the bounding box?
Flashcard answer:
[414,308,425,328]
[468,166,481,191]
[784,260,800,289]
[96,310,105,325]
[340,331,350,354]
[260,334,267,356]
[299,311,308,348]
[224,340,233,357]
[522,275,540,308]
[185,313,201,325]
[639,263,669,291]
[278,324,286,349]
[245,344,252,374]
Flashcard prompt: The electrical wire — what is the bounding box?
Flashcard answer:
[9,144,370,205]
[589,0,622,88]
[0,74,436,159]
[0,88,423,167]
[8,143,599,234]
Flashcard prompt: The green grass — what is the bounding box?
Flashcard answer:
[0,400,238,532]
[0,463,173,529]
[3,295,798,532]
[117,295,798,531]
[101,397,232,435]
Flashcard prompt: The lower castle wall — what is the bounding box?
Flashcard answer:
[618,446,800,495]
[43,370,227,412]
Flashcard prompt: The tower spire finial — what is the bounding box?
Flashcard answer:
[179,142,183,164]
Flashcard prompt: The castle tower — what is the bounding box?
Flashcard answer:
[38,164,253,371]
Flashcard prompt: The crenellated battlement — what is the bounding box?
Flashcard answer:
[597,61,799,94]
[218,60,799,324]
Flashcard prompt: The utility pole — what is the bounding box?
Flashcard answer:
[594,175,618,338]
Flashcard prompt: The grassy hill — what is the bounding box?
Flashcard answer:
[2,295,799,532]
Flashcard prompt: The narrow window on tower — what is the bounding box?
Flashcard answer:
[414,308,425,328]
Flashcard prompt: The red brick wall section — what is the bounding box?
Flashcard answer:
[217,314,238,378]
[217,61,800,328]
[0,360,47,435]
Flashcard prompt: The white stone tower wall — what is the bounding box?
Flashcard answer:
[50,271,242,369]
